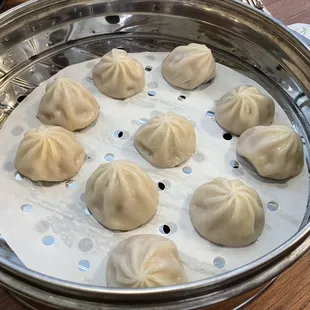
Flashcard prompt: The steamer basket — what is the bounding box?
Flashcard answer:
[0,0,310,309]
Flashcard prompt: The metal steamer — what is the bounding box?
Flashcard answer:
[0,0,310,309]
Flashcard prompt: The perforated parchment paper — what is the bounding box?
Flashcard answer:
[0,52,308,285]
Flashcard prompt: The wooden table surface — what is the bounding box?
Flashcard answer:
[0,0,310,309]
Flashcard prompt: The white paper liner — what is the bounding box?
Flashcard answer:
[0,52,308,285]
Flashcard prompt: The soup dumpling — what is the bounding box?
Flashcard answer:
[215,85,275,136]
[237,125,304,180]
[15,126,85,182]
[134,112,196,168]
[37,77,99,131]
[85,160,158,231]
[161,43,215,90]
[190,177,265,247]
[106,234,187,288]
[92,48,145,99]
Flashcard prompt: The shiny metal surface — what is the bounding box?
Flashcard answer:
[241,0,270,14]
[0,0,310,309]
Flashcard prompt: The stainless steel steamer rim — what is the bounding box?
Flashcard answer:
[0,0,310,308]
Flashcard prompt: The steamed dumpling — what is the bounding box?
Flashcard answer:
[15,126,85,182]
[37,77,100,131]
[190,177,265,247]
[106,234,187,288]
[134,112,196,168]
[92,48,145,99]
[215,85,275,136]
[161,43,216,90]
[85,160,158,231]
[237,125,304,180]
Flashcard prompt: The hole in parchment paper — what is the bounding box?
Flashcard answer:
[148,90,156,97]
[78,238,93,253]
[267,201,279,212]
[205,78,214,85]
[139,118,148,125]
[153,3,161,11]
[178,95,186,101]
[105,15,120,24]
[148,81,158,89]
[213,257,226,269]
[104,153,114,161]
[114,130,123,138]
[35,220,50,233]
[158,180,171,191]
[158,182,165,191]
[159,224,171,234]
[42,236,54,246]
[11,126,24,136]
[182,166,192,175]
[114,130,129,140]
[16,95,27,103]
[114,130,122,138]
[84,208,91,216]
[65,180,76,188]
[14,171,24,181]
[145,65,152,72]
[78,260,90,272]
[84,154,92,161]
[205,111,215,118]
[223,132,232,140]
[21,204,32,213]
[230,160,239,169]
[116,46,129,52]
[193,152,205,163]
[4,162,15,172]
[80,193,86,203]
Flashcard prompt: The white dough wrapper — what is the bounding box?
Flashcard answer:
[134,112,196,168]
[85,160,158,231]
[237,125,304,180]
[161,43,216,90]
[106,234,188,288]
[190,177,265,247]
[92,48,145,99]
[14,126,85,182]
[37,77,100,131]
[215,85,275,136]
